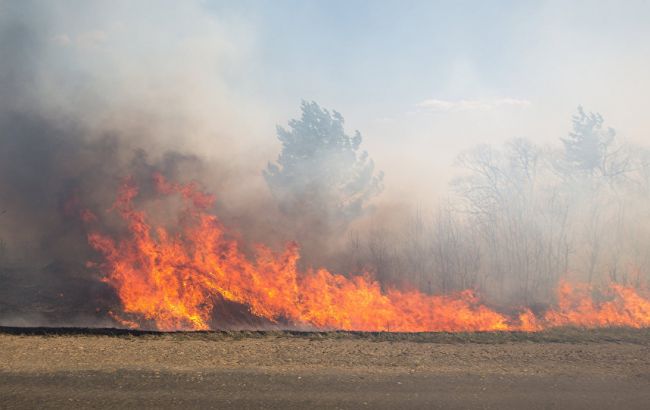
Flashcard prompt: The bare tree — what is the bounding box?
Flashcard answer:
[452,138,572,303]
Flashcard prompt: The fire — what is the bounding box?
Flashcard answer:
[542,282,650,329]
[86,175,650,332]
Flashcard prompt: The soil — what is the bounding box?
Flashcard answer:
[1,328,649,409]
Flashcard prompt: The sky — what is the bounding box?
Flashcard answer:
[9,0,650,203]
[223,0,650,200]
[207,0,650,198]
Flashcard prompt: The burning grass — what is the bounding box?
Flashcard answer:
[77,175,650,333]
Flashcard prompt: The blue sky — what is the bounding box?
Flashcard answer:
[238,1,533,102]
[203,1,538,114]
[199,1,650,126]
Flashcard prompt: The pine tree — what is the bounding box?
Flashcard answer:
[264,101,383,232]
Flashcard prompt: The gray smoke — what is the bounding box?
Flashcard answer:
[2,1,649,329]
[0,2,222,325]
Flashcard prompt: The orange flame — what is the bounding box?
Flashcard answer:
[86,176,650,332]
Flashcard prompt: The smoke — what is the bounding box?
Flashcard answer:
[0,1,283,325]
[1,1,649,328]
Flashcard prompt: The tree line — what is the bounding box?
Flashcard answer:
[266,102,650,304]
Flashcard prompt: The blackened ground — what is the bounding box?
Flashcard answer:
[0,266,115,327]
[0,266,279,329]
[1,328,649,409]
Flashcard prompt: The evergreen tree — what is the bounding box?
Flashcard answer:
[264,101,383,232]
[561,106,616,175]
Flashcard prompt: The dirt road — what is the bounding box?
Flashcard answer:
[1,328,649,409]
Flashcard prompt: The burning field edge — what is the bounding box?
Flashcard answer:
[2,325,649,344]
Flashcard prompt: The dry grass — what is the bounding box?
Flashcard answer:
[2,325,650,344]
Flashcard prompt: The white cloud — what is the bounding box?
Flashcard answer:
[50,34,71,46]
[50,31,107,48]
[76,30,108,48]
[416,98,531,113]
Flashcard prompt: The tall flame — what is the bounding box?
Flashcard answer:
[86,176,650,332]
